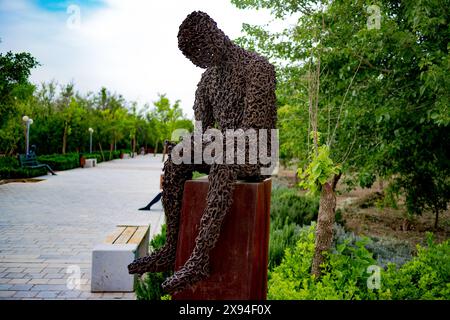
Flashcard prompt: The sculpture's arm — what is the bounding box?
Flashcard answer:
[193,72,215,132]
[242,62,277,130]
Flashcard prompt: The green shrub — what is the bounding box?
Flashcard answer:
[37,153,79,170]
[82,152,103,163]
[268,224,379,300]
[380,234,450,300]
[135,224,172,300]
[192,171,207,179]
[150,224,167,250]
[269,223,302,270]
[0,167,48,179]
[109,150,121,160]
[333,224,413,268]
[268,224,449,300]
[135,272,167,301]
[268,185,319,270]
[0,156,19,169]
[270,185,319,230]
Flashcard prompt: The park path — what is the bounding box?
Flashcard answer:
[0,154,165,299]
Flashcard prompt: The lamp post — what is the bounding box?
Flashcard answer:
[22,116,33,156]
[88,128,94,153]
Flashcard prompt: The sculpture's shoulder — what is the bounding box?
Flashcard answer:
[196,68,216,96]
[242,50,276,80]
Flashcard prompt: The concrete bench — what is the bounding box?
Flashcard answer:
[84,158,97,168]
[91,225,150,292]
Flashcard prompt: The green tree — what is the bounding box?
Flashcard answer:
[232,0,450,228]
[149,94,193,158]
[0,50,39,154]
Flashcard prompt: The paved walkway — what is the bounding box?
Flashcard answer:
[0,154,166,299]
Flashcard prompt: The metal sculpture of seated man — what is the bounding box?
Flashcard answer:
[128,11,277,294]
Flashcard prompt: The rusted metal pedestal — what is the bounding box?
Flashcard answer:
[172,178,272,300]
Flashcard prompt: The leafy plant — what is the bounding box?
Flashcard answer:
[0,167,48,179]
[0,156,19,169]
[297,142,340,196]
[135,224,172,300]
[37,153,79,170]
[379,234,450,300]
[270,185,319,229]
[268,224,449,300]
[269,222,302,270]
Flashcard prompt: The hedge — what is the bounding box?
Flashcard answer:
[0,167,48,179]
[0,149,135,179]
[37,153,80,171]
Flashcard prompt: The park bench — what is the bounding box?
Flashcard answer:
[91,225,150,292]
[83,158,97,168]
[18,154,56,175]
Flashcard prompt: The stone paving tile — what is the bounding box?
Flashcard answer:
[7,279,30,284]
[14,291,39,298]
[58,290,82,299]
[47,279,68,285]
[4,272,26,279]
[28,279,50,285]
[0,284,12,290]
[36,291,60,298]
[5,267,25,273]
[101,292,125,299]
[30,284,68,291]
[24,268,45,273]
[0,291,16,298]
[0,155,165,300]
[9,284,34,291]
[44,273,65,279]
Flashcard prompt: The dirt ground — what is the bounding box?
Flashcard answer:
[275,170,450,247]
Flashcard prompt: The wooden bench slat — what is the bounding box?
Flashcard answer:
[104,226,126,244]
[114,226,138,244]
[128,226,149,245]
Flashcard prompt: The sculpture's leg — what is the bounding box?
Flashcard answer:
[161,164,250,294]
[128,159,194,274]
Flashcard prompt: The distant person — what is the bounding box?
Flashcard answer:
[139,191,162,211]
[139,172,164,211]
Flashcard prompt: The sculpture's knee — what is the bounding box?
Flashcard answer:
[209,164,237,184]
[163,158,193,190]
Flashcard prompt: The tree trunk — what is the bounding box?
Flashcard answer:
[162,142,166,162]
[154,139,159,157]
[109,142,113,160]
[62,124,68,154]
[98,143,105,162]
[331,172,342,191]
[311,181,337,278]
[434,208,439,230]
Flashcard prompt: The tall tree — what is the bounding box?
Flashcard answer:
[232,0,450,229]
[0,51,39,154]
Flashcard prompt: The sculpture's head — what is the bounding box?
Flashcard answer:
[178,11,231,68]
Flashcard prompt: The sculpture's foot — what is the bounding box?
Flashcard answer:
[128,246,175,275]
[161,258,210,294]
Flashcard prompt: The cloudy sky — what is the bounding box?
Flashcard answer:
[0,0,278,118]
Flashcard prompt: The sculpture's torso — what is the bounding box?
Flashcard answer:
[209,63,246,130]
[198,48,276,132]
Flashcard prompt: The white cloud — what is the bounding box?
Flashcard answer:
[0,0,276,118]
